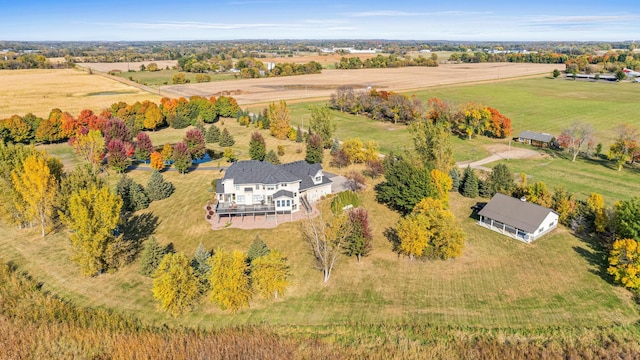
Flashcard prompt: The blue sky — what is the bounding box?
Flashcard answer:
[1,0,639,41]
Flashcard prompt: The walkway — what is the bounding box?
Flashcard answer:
[456,144,545,172]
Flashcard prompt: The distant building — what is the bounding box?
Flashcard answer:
[517,130,555,148]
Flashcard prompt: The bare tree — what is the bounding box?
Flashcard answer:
[557,122,595,162]
[300,207,352,283]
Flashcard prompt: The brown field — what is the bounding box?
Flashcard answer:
[260,52,381,65]
[77,60,178,73]
[0,69,161,118]
[160,63,561,105]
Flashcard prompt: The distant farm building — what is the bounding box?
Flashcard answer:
[517,130,555,148]
[565,73,617,81]
[477,193,559,243]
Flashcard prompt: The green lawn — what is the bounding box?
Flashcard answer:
[117,70,237,87]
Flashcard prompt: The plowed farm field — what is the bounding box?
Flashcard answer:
[160,63,560,105]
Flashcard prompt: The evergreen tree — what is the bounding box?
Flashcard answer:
[330,138,341,156]
[461,166,479,198]
[375,155,437,215]
[247,236,270,263]
[205,125,220,144]
[191,243,212,294]
[265,149,280,165]
[146,170,175,201]
[309,104,336,148]
[249,131,266,161]
[130,182,150,211]
[116,175,134,212]
[488,163,514,196]
[219,128,235,147]
[449,167,460,191]
[139,236,169,276]
[295,126,303,143]
[58,163,105,220]
[305,133,324,164]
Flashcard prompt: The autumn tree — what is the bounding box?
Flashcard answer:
[430,168,453,207]
[0,143,34,227]
[35,108,65,143]
[608,124,640,171]
[396,198,465,260]
[11,153,59,237]
[150,151,164,171]
[57,163,104,222]
[410,120,455,173]
[342,207,373,262]
[551,186,577,226]
[557,122,595,162]
[251,250,290,299]
[106,139,129,173]
[309,104,337,148]
[249,131,266,161]
[152,252,201,317]
[161,142,173,162]
[60,185,123,276]
[301,204,352,282]
[608,238,640,289]
[104,118,132,144]
[172,142,192,175]
[486,107,513,138]
[268,100,291,140]
[586,192,607,234]
[143,103,164,131]
[184,128,206,160]
[134,132,154,161]
[72,129,104,174]
[209,249,252,312]
[305,133,324,164]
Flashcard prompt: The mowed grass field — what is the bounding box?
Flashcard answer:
[0,163,636,329]
[1,69,639,331]
[117,69,238,87]
[0,69,161,119]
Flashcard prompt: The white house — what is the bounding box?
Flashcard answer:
[215,160,332,219]
[477,193,559,243]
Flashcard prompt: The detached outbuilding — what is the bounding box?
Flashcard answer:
[517,130,555,148]
[477,193,559,243]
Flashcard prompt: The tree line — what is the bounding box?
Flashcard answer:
[335,54,438,69]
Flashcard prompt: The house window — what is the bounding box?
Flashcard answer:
[255,185,259,190]
[314,176,322,182]
[294,192,297,197]
[235,185,240,191]
[266,185,275,191]
[237,195,245,203]
[253,195,262,203]
[276,200,281,207]
[286,200,290,207]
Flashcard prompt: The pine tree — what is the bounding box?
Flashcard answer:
[305,133,324,164]
[146,170,175,201]
[139,236,168,276]
[208,249,252,312]
[247,236,270,263]
[265,149,280,165]
[295,126,303,143]
[461,166,479,198]
[191,243,212,294]
[449,167,460,192]
[130,182,150,211]
[205,125,220,143]
[152,252,200,317]
[249,131,266,161]
[116,175,134,212]
[488,163,514,196]
[251,250,290,299]
[219,128,235,147]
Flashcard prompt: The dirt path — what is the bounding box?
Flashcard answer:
[457,144,545,172]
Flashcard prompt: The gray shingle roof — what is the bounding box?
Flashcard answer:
[518,130,554,143]
[223,160,299,185]
[273,190,293,198]
[477,193,556,233]
[219,160,332,191]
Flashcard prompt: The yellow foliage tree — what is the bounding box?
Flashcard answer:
[143,104,164,131]
[150,151,165,171]
[60,185,123,276]
[251,250,290,299]
[72,129,104,174]
[586,192,607,233]
[363,140,379,163]
[11,153,58,237]
[396,197,465,260]
[342,138,366,164]
[161,142,173,162]
[152,252,201,317]
[268,100,291,140]
[608,238,640,289]
[430,169,453,207]
[209,249,252,312]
